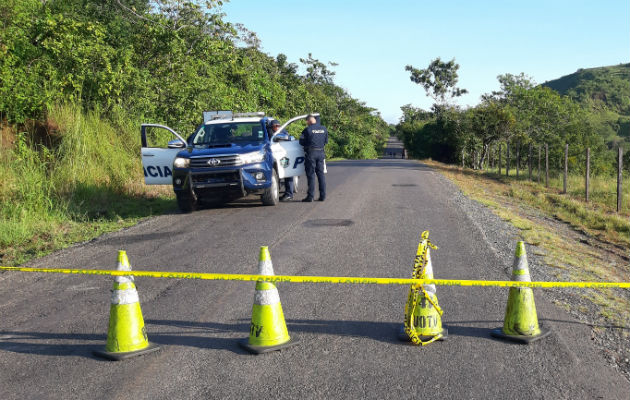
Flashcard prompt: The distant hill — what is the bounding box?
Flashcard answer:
[542,64,630,116]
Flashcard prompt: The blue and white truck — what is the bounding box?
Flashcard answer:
[141,111,314,212]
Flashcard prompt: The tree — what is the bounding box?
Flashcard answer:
[470,101,515,168]
[399,104,430,123]
[299,53,338,85]
[482,73,535,102]
[0,0,389,160]
[405,58,467,104]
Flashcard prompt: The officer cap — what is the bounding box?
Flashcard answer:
[270,119,280,126]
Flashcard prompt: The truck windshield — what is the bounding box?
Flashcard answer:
[191,122,265,147]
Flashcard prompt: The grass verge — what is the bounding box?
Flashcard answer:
[0,106,176,266]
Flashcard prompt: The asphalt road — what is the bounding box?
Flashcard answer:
[1,157,629,399]
[383,136,405,158]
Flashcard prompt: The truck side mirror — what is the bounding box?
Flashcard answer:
[167,139,186,149]
[272,133,290,142]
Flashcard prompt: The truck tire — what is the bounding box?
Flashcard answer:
[262,169,279,206]
[176,192,198,213]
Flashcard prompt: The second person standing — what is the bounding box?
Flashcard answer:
[299,114,328,202]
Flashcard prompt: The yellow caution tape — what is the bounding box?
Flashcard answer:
[2,265,628,288]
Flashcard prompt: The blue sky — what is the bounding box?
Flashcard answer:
[220,0,629,124]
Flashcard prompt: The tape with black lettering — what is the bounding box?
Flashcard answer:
[1,266,628,288]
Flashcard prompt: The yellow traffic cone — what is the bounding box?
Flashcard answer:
[400,231,447,345]
[491,241,551,344]
[94,250,159,360]
[239,246,297,354]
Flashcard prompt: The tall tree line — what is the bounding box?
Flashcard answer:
[397,59,620,174]
[0,0,388,159]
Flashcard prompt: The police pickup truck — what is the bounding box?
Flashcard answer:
[141,111,313,212]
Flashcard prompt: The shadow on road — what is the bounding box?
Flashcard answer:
[0,318,251,358]
[3,315,619,358]
[0,318,403,358]
[145,318,249,354]
[0,331,104,359]
[285,318,401,344]
[443,324,499,340]
[449,318,629,331]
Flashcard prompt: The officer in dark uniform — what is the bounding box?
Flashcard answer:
[299,114,328,202]
[268,119,295,201]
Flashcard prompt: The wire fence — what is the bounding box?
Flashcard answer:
[462,142,627,214]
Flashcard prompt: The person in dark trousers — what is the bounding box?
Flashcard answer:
[268,119,295,201]
[299,114,328,202]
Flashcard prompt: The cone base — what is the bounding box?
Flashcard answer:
[397,324,448,342]
[238,337,298,355]
[93,343,160,361]
[490,326,551,344]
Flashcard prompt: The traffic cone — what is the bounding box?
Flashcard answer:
[491,241,551,344]
[93,250,159,360]
[239,246,297,354]
[400,237,447,345]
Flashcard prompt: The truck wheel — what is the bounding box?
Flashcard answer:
[176,192,197,213]
[262,169,279,206]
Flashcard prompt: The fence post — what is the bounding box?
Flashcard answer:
[585,148,590,202]
[618,147,623,213]
[506,140,510,177]
[545,143,549,188]
[563,143,568,194]
[538,145,541,183]
[528,143,532,181]
[461,148,465,168]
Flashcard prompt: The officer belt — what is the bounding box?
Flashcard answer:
[306,147,324,151]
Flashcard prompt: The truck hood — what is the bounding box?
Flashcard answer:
[179,143,265,158]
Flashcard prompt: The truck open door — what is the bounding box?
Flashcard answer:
[270,113,327,179]
[140,124,187,185]
[271,139,306,179]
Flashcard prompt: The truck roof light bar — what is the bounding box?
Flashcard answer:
[232,112,265,118]
[203,110,233,122]
[203,111,265,123]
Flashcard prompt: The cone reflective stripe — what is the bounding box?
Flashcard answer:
[491,242,551,344]
[93,251,159,360]
[510,242,531,282]
[239,246,297,354]
[401,232,447,345]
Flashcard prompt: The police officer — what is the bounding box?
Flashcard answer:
[299,114,328,202]
[268,119,295,201]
